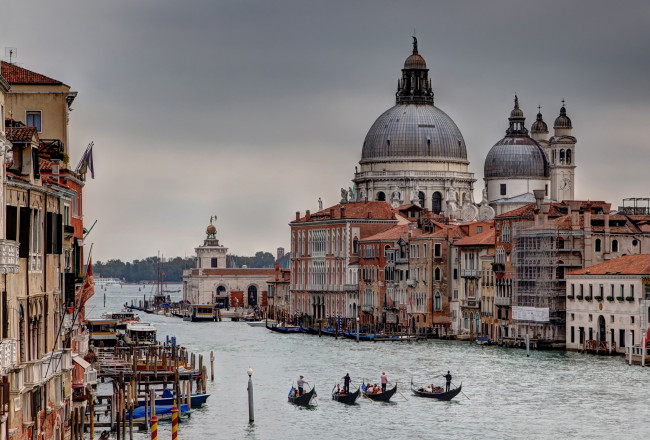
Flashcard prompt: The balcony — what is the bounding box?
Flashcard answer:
[343,284,358,292]
[407,279,417,287]
[85,367,98,385]
[495,296,511,306]
[361,305,373,313]
[0,239,19,274]
[461,269,480,278]
[461,299,479,309]
[25,350,72,386]
[0,339,18,375]
[64,225,75,237]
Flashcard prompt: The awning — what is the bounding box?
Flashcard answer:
[72,354,91,370]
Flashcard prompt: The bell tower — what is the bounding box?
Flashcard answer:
[549,102,576,202]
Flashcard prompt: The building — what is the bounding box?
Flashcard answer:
[266,263,291,322]
[351,38,491,222]
[289,201,397,327]
[182,219,274,308]
[484,96,576,214]
[566,254,650,362]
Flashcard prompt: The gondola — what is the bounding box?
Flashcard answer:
[361,383,397,402]
[331,387,360,404]
[288,387,317,406]
[266,324,302,334]
[410,379,462,401]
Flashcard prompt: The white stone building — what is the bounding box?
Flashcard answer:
[566,254,650,358]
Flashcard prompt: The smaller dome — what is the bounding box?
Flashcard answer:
[206,224,217,235]
[404,53,427,70]
[531,112,548,133]
[484,137,549,179]
[554,105,572,129]
[510,95,524,118]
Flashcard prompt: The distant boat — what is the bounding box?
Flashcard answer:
[95,277,121,287]
[137,389,210,408]
[288,387,317,406]
[126,403,191,422]
[361,383,397,402]
[266,324,302,334]
[411,379,462,401]
[331,387,360,404]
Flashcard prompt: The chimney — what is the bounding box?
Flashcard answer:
[295,211,300,221]
[568,201,581,230]
[340,206,346,218]
[408,223,414,237]
[329,208,334,218]
[533,189,545,210]
[306,210,311,221]
[603,203,611,234]
[274,262,280,280]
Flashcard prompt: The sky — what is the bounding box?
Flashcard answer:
[1,0,649,262]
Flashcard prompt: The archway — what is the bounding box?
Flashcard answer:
[377,191,386,202]
[215,285,228,308]
[418,191,425,208]
[598,315,606,342]
[432,192,442,214]
[247,285,258,308]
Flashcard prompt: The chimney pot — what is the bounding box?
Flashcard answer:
[306,210,311,221]
[295,211,300,221]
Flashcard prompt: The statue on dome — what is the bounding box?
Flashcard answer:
[349,187,355,202]
[318,197,323,211]
[359,187,367,201]
[340,188,348,204]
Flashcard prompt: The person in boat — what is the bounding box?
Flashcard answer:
[297,376,308,396]
[342,373,351,394]
[374,384,380,394]
[381,372,388,392]
[443,371,452,392]
[366,383,373,394]
[336,384,341,394]
[289,387,297,397]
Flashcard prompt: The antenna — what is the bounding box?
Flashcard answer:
[4,47,18,64]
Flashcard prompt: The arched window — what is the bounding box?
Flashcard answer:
[595,239,601,253]
[475,313,480,331]
[612,239,619,253]
[464,312,469,329]
[496,247,505,264]
[376,191,386,202]
[559,149,565,164]
[556,237,564,250]
[418,191,425,208]
[434,292,441,311]
[353,237,359,254]
[247,285,258,307]
[434,267,441,281]
[566,149,572,164]
[432,192,442,214]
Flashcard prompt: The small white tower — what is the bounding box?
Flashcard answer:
[549,102,576,202]
[196,216,228,269]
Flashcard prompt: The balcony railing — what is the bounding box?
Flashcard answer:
[0,339,18,375]
[361,305,373,313]
[85,368,98,385]
[343,284,358,292]
[25,350,73,386]
[0,239,19,274]
[461,299,479,308]
[461,269,480,278]
[495,296,511,306]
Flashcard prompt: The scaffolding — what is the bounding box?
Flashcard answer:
[512,220,564,322]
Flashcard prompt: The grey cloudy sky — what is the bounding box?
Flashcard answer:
[2,0,649,262]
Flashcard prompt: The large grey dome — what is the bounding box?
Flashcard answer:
[361,104,468,163]
[484,136,549,179]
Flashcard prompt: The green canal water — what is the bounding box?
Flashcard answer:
[86,284,649,440]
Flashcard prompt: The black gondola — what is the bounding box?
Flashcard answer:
[331,387,360,404]
[288,387,317,406]
[361,383,397,402]
[266,324,302,334]
[410,380,462,401]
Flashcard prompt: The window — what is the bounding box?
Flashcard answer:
[571,284,575,296]
[434,292,441,311]
[434,243,441,258]
[453,268,458,280]
[477,226,482,233]
[376,191,385,202]
[432,192,442,214]
[500,184,506,196]
[571,326,575,343]
[621,284,625,297]
[502,225,510,243]
[30,209,43,272]
[619,329,625,347]
[566,149,572,164]
[612,239,618,253]
[631,284,634,298]
[26,111,42,132]
[434,267,441,281]
[545,184,549,196]
[211,258,218,268]
[595,239,601,252]
[570,313,574,321]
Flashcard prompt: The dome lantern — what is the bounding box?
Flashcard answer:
[530,105,549,134]
[396,37,434,105]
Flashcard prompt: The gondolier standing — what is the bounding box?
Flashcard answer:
[443,371,452,392]
[297,375,308,396]
[381,372,388,392]
[342,373,351,394]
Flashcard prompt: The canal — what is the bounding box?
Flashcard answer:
[86,284,649,439]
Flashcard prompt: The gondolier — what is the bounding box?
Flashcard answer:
[443,371,452,392]
[297,375,308,395]
[381,372,388,392]
[342,373,350,394]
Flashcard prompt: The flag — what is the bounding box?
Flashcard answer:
[386,292,394,308]
[408,295,413,310]
[79,260,95,308]
[76,142,95,179]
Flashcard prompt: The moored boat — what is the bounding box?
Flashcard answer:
[266,324,302,334]
[124,322,157,346]
[410,379,462,401]
[137,388,210,408]
[331,387,360,404]
[288,387,317,406]
[361,383,397,402]
[126,403,191,422]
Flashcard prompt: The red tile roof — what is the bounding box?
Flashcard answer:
[361,224,412,242]
[5,126,38,142]
[568,254,650,276]
[293,201,396,223]
[454,228,496,246]
[1,61,64,85]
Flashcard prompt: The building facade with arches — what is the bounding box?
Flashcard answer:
[182,222,274,308]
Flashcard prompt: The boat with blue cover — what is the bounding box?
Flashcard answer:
[126,404,191,422]
[137,388,210,408]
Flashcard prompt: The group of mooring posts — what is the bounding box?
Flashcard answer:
[89,345,216,440]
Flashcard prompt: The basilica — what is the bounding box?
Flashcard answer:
[351,38,576,216]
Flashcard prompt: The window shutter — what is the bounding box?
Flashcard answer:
[56,214,63,254]
[18,207,30,259]
[6,206,17,241]
[46,212,54,254]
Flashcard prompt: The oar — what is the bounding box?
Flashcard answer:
[388,381,408,401]
[351,383,373,403]
[452,381,470,400]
